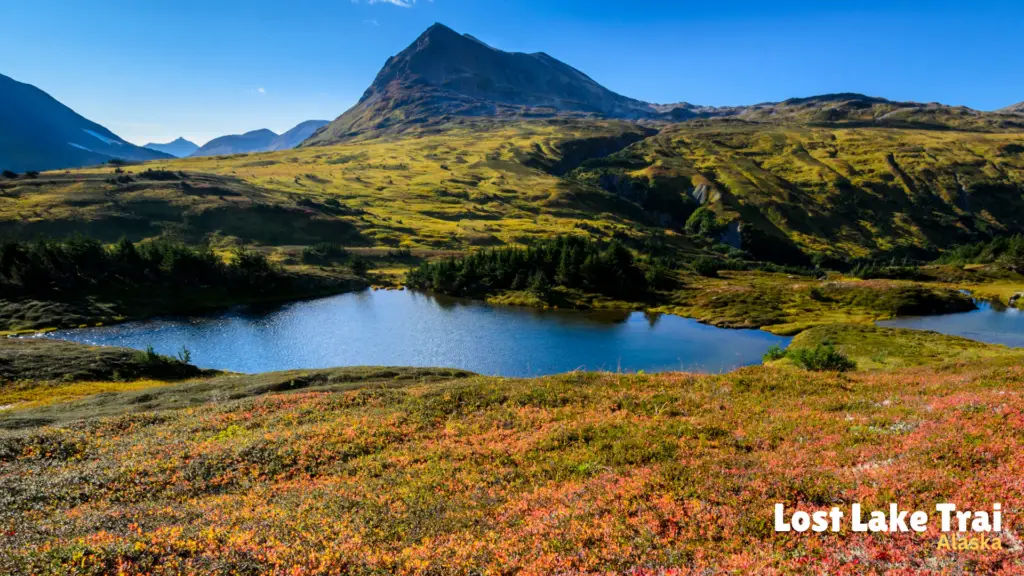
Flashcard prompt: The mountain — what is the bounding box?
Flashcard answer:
[191,129,278,157]
[306,25,1024,146]
[143,137,199,158]
[1001,102,1024,114]
[657,94,1024,131]
[268,120,329,150]
[715,93,1024,131]
[305,23,656,145]
[0,73,172,172]
[191,120,329,157]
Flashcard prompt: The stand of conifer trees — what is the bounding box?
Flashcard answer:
[406,236,648,299]
[0,237,282,300]
[936,234,1024,270]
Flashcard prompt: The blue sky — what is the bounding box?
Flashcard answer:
[1,0,1021,145]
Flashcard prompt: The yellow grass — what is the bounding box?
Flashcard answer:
[0,379,172,410]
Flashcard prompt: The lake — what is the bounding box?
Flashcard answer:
[878,299,1024,347]
[43,289,790,377]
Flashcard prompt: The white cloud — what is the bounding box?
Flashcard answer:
[258,87,266,94]
[364,18,380,26]
[362,0,417,7]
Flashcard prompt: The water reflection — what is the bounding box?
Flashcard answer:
[45,289,790,377]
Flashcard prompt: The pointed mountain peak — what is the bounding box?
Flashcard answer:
[418,22,477,43]
[421,22,456,37]
[304,24,655,145]
[142,137,199,158]
[408,22,490,54]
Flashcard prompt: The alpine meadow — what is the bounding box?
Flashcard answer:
[2,12,1024,575]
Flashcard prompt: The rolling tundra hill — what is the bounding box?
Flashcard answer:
[0,73,172,172]
[573,122,1024,260]
[20,115,1024,265]
[2,336,1023,573]
[717,93,1024,132]
[192,120,328,156]
[7,119,653,250]
[143,137,199,158]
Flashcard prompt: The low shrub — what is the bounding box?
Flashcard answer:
[301,243,349,266]
[138,169,181,181]
[849,262,926,280]
[787,344,856,372]
[762,345,787,362]
[691,257,721,277]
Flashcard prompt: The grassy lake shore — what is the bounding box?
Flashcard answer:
[0,331,1022,574]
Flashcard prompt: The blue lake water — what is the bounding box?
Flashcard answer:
[878,300,1024,348]
[43,289,790,377]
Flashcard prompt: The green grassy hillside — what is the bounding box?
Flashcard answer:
[7,116,1024,332]
[709,93,1024,132]
[574,122,1024,259]
[8,115,1024,264]
[9,120,656,251]
[783,323,1022,369]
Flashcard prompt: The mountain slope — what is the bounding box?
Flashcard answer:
[0,73,172,172]
[654,94,1024,131]
[192,120,330,157]
[6,119,655,251]
[305,23,655,145]
[269,120,328,150]
[720,93,1024,131]
[573,121,1024,260]
[143,137,199,158]
[191,129,278,157]
[1001,102,1024,114]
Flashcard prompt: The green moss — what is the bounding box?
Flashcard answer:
[0,338,207,385]
[785,323,1023,370]
[653,272,977,333]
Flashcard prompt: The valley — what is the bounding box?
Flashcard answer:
[1,16,1024,575]
[5,114,1023,336]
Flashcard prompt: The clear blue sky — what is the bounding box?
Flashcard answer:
[1,0,1021,146]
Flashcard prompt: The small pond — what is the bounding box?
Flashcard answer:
[878,300,1024,348]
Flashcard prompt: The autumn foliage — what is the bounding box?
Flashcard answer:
[2,360,1023,574]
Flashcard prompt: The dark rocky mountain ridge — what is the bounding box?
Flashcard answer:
[0,73,172,172]
[305,23,660,145]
